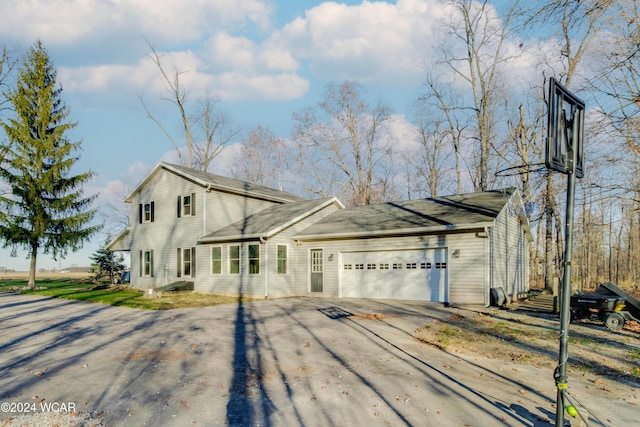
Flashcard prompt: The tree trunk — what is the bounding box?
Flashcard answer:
[544,172,556,293]
[27,243,38,289]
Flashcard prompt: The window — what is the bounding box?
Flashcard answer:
[344,264,353,270]
[248,244,260,274]
[183,248,192,276]
[211,246,222,275]
[277,244,287,274]
[183,194,192,216]
[421,262,432,269]
[140,250,154,277]
[177,247,196,278]
[138,202,155,223]
[355,264,364,270]
[406,262,417,269]
[177,193,196,217]
[392,263,403,269]
[436,262,447,269]
[367,263,376,270]
[229,245,240,274]
[380,263,390,270]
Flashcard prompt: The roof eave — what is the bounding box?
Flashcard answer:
[197,198,344,244]
[106,228,131,251]
[265,197,344,237]
[295,222,495,241]
[125,162,301,204]
[198,233,264,244]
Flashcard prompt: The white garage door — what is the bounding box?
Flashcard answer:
[340,249,448,302]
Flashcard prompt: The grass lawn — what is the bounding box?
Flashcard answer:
[0,278,254,310]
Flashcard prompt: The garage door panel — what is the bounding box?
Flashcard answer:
[341,249,447,302]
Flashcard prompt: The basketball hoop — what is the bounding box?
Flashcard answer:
[546,77,585,178]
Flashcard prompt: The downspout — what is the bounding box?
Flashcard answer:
[260,236,268,299]
[204,185,212,236]
[485,226,491,306]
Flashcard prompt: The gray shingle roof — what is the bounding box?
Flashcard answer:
[199,198,341,243]
[295,188,517,239]
[126,162,305,203]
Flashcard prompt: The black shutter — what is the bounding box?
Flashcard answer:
[191,193,196,216]
[177,196,181,218]
[150,201,155,223]
[139,250,143,276]
[177,248,182,278]
[150,250,154,277]
[138,204,142,224]
[191,247,196,278]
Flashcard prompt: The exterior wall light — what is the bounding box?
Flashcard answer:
[452,249,460,259]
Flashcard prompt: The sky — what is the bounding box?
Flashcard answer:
[0,0,541,271]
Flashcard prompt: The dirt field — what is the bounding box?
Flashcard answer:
[0,271,92,281]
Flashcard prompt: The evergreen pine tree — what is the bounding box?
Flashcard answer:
[0,41,100,288]
[90,239,126,284]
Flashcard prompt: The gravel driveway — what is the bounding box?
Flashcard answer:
[0,292,637,426]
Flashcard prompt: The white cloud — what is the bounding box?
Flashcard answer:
[271,0,456,85]
[59,44,308,101]
[0,0,274,45]
[34,0,461,103]
[385,114,421,153]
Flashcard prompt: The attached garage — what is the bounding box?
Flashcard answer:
[340,249,448,301]
[295,188,533,306]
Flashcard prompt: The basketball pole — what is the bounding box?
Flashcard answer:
[554,99,581,427]
[555,135,576,427]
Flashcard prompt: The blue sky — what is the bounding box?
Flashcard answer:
[0,0,539,271]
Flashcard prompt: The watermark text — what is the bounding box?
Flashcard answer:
[1,401,76,413]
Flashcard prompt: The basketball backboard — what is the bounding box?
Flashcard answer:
[546,77,585,178]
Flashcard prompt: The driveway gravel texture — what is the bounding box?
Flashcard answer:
[0,291,637,427]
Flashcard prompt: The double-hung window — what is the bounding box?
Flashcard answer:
[177,193,196,217]
[177,247,196,278]
[277,244,287,274]
[248,244,260,274]
[140,250,154,277]
[138,202,155,223]
[211,246,222,275]
[229,245,240,274]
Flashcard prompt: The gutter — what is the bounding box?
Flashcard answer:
[294,222,495,241]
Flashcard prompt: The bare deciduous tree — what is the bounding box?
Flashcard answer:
[523,0,617,291]
[231,125,287,189]
[409,92,457,197]
[438,0,522,191]
[416,68,471,195]
[140,42,237,172]
[291,81,395,206]
[192,93,239,172]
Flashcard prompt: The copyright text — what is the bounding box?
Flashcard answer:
[1,401,76,413]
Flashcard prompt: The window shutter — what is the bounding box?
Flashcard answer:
[139,250,143,276]
[177,196,181,218]
[150,250,154,277]
[138,204,142,224]
[177,248,182,278]
[150,202,155,223]
[191,193,196,216]
[191,247,196,278]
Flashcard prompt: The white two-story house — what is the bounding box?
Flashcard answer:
[108,162,533,305]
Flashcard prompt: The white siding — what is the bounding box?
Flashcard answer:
[489,192,531,302]
[128,168,284,289]
[299,232,488,305]
[195,202,341,298]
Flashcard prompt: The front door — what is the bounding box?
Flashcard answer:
[310,249,323,292]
